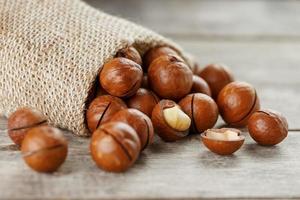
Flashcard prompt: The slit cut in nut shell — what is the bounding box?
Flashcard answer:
[201,128,245,155]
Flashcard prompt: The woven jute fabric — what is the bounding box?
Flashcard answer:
[0,0,192,136]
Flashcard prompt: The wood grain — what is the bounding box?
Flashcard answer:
[84,0,300,39]
[0,120,298,199]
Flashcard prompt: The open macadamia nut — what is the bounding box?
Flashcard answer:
[217,81,260,127]
[116,46,142,66]
[151,100,191,142]
[21,126,68,173]
[199,64,234,99]
[99,57,143,97]
[90,122,141,172]
[110,108,154,151]
[248,109,288,146]
[191,75,212,96]
[8,107,48,146]
[179,93,218,134]
[201,128,245,155]
[148,55,193,100]
[143,46,180,71]
[127,88,159,117]
[86,95,127,133]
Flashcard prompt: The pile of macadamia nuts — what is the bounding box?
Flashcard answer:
[7,45,288,173]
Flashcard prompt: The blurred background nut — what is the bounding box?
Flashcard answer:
[116,45,142,66]
[90,122,141,172]
[110,108,154,151]
[126,88,159,117]
[21,126,68,173]
[217,81,260,127]
[248,109,288,146]
[8,107,48,147]
[148,55,193,100]
[99,57,143,98]
[86,95,127,133]
[179,93,218,134]
[151,100,191,142]
[191,75,211,96]
[199,64,234,99]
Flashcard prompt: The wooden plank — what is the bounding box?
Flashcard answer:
[84,0,300,38]
[0,119,299,199]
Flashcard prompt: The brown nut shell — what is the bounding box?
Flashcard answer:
[151,100,190,142]
[248,109,288,146]
[143,46,180,71]
[148,55,193,100]
[191,75,212,96]
[116,46,142,66]
[90,122,141,172]
[8,107,48,146]
[110,108,154,151]
[99,57,143,97]
[86,95,127,133]
[21,126,68,173]
[199,64,234,99]
[217,81,260,127]
[179,93,218,134]
[201,128,245,155]
[127,88,159,117]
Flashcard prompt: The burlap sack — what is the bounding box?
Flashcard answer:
[0,0,192,136]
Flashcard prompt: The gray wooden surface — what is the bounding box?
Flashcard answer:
[1,0,300,199]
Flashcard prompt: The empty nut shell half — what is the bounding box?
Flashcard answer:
[201,128,245,155]
[217,81,260,127]
[248,109,288,146]
[151,99,191,142]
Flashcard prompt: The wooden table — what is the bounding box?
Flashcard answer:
[1,0,300,199]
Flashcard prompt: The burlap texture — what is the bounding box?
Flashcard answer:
[0,0,192,136]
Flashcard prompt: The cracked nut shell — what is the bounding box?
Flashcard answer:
[99,57,143,97]
[8,107,48,146]
[248,109,288,146]
[127,88,159,117]
[217,81,260,127]
[21,126,68,173]
[90,122,141,172]
[199,64,234,99]
[179,93,218,134]
[116,46,142,66]
[148,55,193,100]
[151,99,191,142]
[201,128,245,155]
[86,95,127,133]
[191,75,212,96]
[110,108,154,151]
